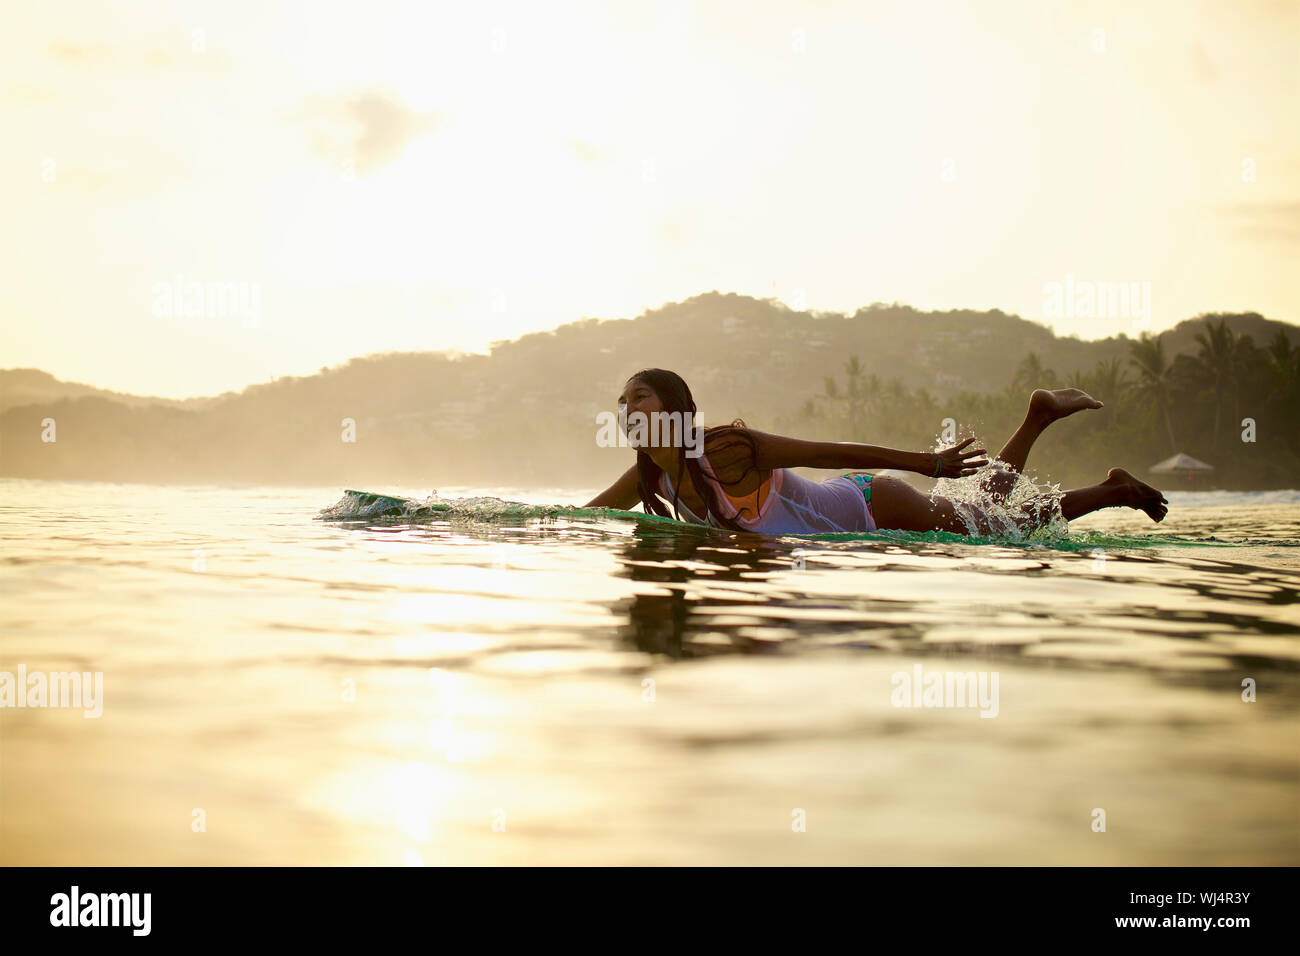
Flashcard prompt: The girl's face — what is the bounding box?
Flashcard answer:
[618,378,664,432]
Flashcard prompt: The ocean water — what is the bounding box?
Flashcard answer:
[1,477,1297,865]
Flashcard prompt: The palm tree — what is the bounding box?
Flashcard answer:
[1076,357,1129,426]
[1012,351,1056,393]
[1230,333,1259,433]
[863,372,883,422]
[1266,329,1300,415]
[1094,356,1129,402]
[1192,318,1237,441]
[1267,328,1295,374]
[882,377,908,414]
[825,356,868,438]
[1128,332,1178,452]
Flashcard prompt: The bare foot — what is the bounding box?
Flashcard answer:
[1103,467,1169,522]
[1029,387,1105,426]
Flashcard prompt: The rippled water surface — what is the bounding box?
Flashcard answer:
[2,479,1297,864]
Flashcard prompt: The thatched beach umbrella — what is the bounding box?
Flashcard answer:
[1149,452,1215,486]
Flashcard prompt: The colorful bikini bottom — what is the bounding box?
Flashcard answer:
[843,472,878,531]
[844,472,872,503]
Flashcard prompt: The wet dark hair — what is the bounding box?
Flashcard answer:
[621,368,759,532]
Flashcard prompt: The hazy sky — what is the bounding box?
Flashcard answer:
[2,0,1297,398]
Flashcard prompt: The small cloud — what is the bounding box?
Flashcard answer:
[301,90,438,174]
[565,139,606,165]
[654,213,698,250]
[48,39,218,71]
[6,84,57,102]
[51,167,115,191]
[48,41,114,63]
[1238,0,1300,18]
[348,91,438,170]
[1217,201,1300,243]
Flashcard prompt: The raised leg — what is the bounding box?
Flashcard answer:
[980,388,1105,501]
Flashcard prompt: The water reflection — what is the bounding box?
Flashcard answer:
[331,509,1300,681]
[614,523,797,659]
[4,483,1298,865]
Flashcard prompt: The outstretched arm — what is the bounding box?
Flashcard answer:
[583,463,643,509]
[747,429,987,478]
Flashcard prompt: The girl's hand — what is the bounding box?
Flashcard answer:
[930,438,989,478]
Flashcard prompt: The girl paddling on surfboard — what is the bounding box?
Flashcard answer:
[584,368,1168,536]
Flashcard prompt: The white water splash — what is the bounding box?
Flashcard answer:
[929,437,1069,541]
[318,490,581,522]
